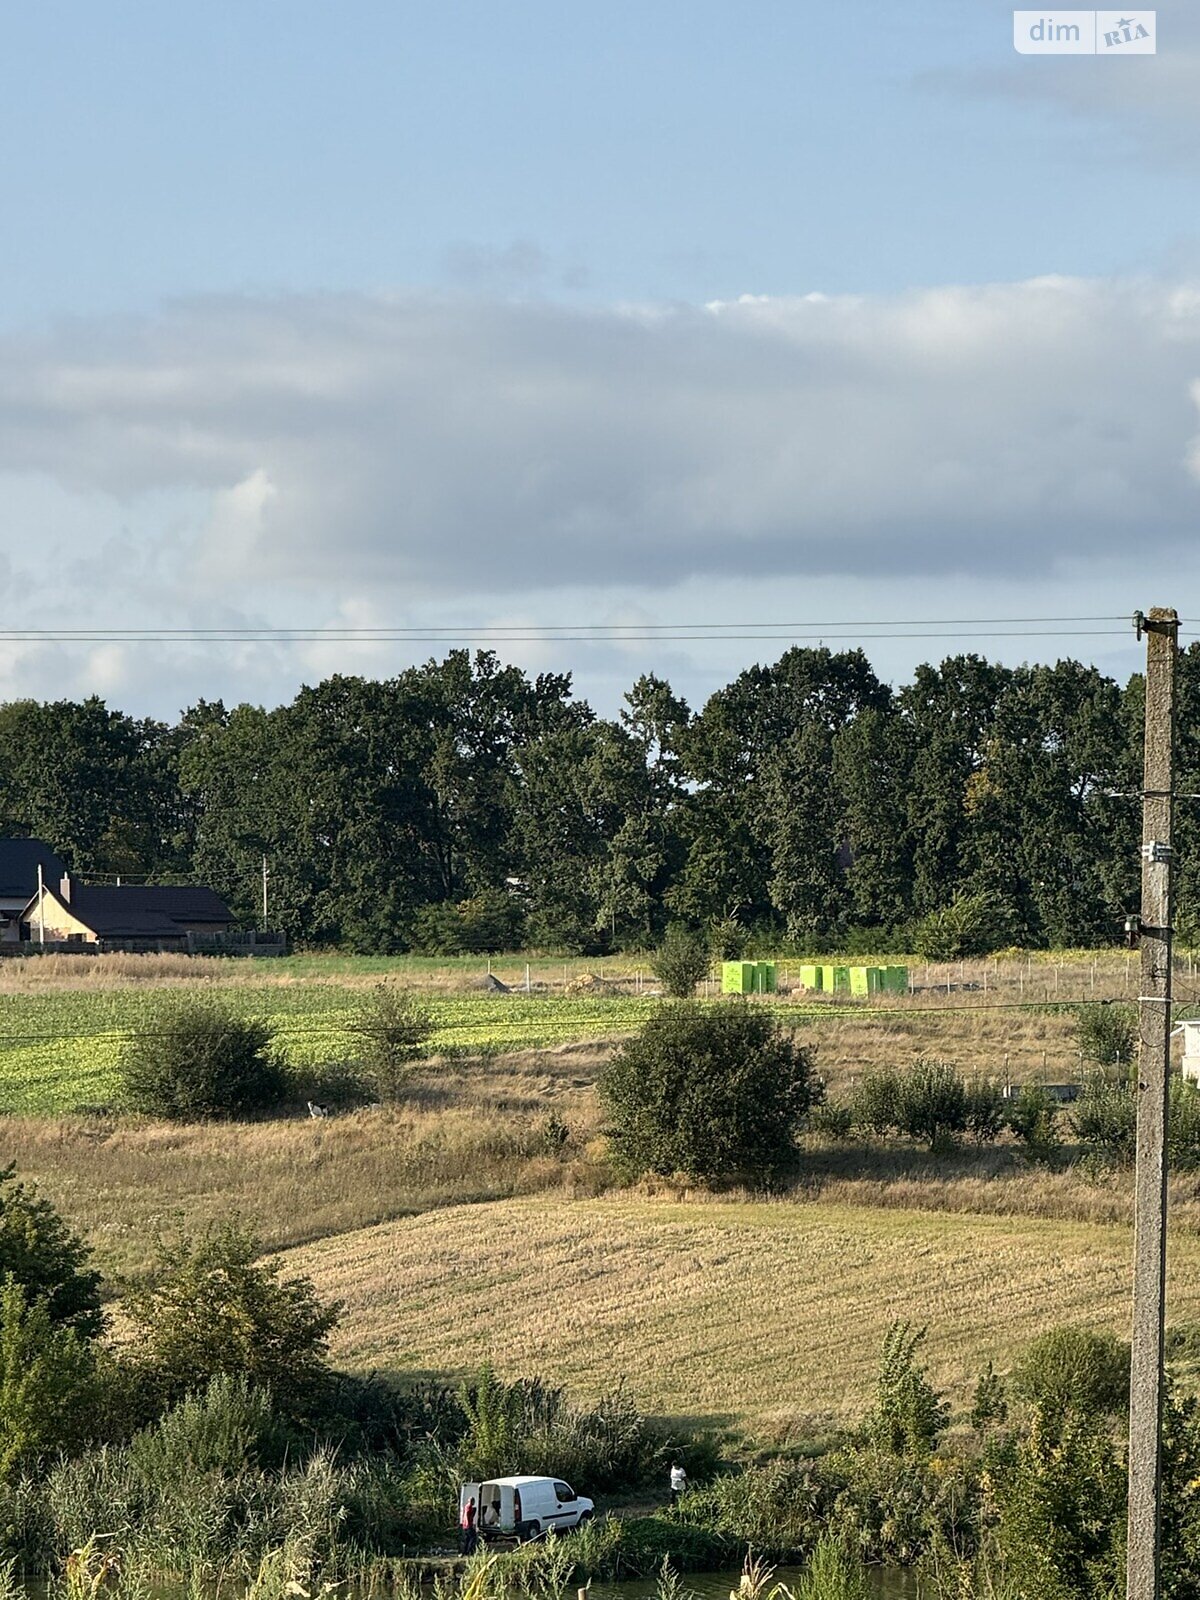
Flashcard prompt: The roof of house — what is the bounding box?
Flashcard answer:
[0,838,69,900]
[23,882,234,937]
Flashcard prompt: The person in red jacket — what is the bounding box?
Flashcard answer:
[460,1495,478,1554]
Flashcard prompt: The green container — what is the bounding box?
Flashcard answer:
[882,965,910,994]
[798,964,822,991]
[754,961,777,994]
[822,965,851,993]
[849,966,870,996]
[722,961,756,994]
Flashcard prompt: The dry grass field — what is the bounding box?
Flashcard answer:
[4,1043,610,1286]
[282,1195,1200,1437]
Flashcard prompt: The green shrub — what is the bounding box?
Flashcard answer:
[1070,1076,1136,1166]
[809,1101,854,1141]
[452,1366,674,1491]
[129,1373,283,1482]
[793,1533,870,1600]
[119,998,285,1120]
[1005,1084,1060,1160]
[674,1459,824,1558]
[970,1363,1008,1431]
[985,1405,1124,1600]
[125,1221,341,1414]
[912,893,1008,961]
[599,1002,820,1185]
[1170,1077,1200,1169]
[650,926,712,999]
[0,1166,102,1338]
[349,985,434,1101]
[0,1278,98,1480]
[1075,1002,1136,1070]
[849,1068,901,1137]
[894,1062,968,1151]
[861,1322,948,1458]
[963,1081,1005,1145]
[1011,1326,1130,1420]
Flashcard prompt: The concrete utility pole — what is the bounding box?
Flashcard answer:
[1127,606,1179,1600]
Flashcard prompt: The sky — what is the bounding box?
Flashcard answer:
[2,0,1199,718]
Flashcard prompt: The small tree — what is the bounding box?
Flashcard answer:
[912,892,1008,961]
[1006,1083,1060,1161]
[0,1166,102,1338]
[0,1277,97,1479]
[120,998,285,1120]
[851,1067,902,1138]
[863,1322,948,1457]
[650,925,712,999]
[1070,1076,1137,1166]
[895,1061,968,1151]
[1075,1002,1136,1071]
[350,985,434,1101]
[126,1221,341,1414]
[599,1003,820,1185]
[1012,1326,1130,1421]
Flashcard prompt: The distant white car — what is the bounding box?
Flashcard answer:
[461,1474,595,1541]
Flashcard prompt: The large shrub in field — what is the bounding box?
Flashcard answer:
[349,985,433,1102]
[0,1278,99,1480]
[598,1002,819,1184]
[120,998,286,1120]
[1012,1326,1130,1420]
[126,1222,341,1414]
[1075,1001,1136,1070]
[650,925,711,999]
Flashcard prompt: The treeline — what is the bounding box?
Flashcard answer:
[5,644,1200,953]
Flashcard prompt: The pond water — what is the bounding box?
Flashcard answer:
[593,1565,918,1600]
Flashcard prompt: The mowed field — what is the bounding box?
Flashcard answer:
[282,1196,1200,1436]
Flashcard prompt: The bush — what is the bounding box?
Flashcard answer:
[0,1166,102,1338]
[894,1062,968,1151]
[1070,1076,1136,1166]
[1170,1077,1200,1169]
[1011,1326,1130,1420]
[0,1278,98,1480]
[119,998,286,1120]
[650,925,712,999]
[963,1081,1005,1145]
[912,893,1008,961]
[1006,1084,1060,1160]
[850,1068,901,1137]
[349,985,433,1101]
[125,1221,341,1414]
[599,1002,820,1185]
[1075,1002,1136,1070]
[452,1366,675,1491]
[674,1459,825,1558]
[861,1322,948,1458]
[810,1101,854,1141]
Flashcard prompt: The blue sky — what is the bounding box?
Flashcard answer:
[1,1,1198,713]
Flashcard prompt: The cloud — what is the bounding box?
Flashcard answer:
[1,278,1198,603]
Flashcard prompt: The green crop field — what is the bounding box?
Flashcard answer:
[0,987,673,1114]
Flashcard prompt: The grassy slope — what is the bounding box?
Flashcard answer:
[281,1195,1200,1435]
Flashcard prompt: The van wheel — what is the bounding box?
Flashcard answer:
[577,1511,594,1528]
[517,1520,540,1542]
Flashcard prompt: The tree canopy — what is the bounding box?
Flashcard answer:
[0,641,1184,952]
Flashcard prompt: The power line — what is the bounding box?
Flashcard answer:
[0,627,1136,644]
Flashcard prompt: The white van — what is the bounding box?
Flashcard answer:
[460,1475,595,1541]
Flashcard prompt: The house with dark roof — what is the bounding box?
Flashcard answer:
[0,839,69,942]
[23,874,235,949]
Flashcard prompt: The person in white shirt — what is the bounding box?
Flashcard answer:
[669,1463,687,1503]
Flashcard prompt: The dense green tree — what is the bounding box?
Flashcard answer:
[0,1167,103,1338]
[127,1222,341,1413]
[599,1002,820,1184]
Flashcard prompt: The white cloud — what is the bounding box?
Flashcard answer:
[1,277,1199,713]
[1,279,1198,601]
